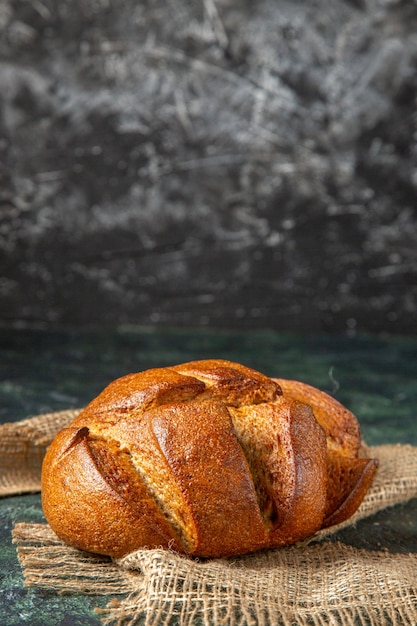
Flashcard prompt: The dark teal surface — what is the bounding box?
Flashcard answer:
[1,327,416,625]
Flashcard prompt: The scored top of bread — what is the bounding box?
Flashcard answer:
[41,359,378,558]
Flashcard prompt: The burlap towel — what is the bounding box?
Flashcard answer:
[2,411,417,626]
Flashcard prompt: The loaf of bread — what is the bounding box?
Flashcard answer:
[41,359,378,558]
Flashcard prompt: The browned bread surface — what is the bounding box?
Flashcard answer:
[274,379,379,528]
[41,360,378,558]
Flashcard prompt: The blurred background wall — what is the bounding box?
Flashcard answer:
[1,0,416,335]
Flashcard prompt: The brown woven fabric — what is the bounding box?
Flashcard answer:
[0,409,81,496]
[2,411,417,626]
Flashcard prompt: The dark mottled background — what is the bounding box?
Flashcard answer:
[1,0,416,335]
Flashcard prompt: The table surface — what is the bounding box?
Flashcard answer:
[1,326,416,626]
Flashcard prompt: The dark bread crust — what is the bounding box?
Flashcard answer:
[274,379,379,529]
[274,379,361,456]
[41,360,377,558]
[42,427,181,556]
